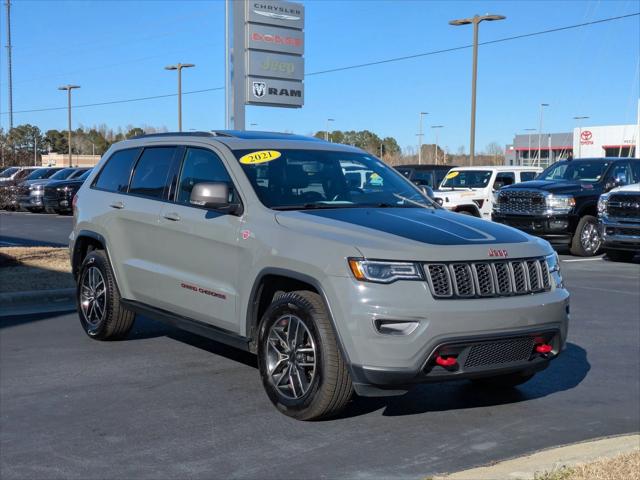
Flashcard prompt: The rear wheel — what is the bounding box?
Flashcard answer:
[570,215,601,257]
[471,371,535,389]
[77,250,135,340]
[605,249,636,262]
[257,290,353,420]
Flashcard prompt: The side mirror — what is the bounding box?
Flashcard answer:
[190,182,230,209]
[420,185,435,199]
[604,177,623,192]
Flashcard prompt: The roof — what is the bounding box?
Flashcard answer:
[132,130,324,142]
[449,165,543,171]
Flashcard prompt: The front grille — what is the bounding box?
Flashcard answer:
[496,190,546,215]
[43,187,57,201]
[425,257,551,299]
[464,337,536,369]
[607,194,640,220]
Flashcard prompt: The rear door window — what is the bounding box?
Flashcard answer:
[94,148,141,193]
[520,171,538,182]
[493,172,516,189]
[129,147,177,200]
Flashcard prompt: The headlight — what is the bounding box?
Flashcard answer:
[545,252,564,288]
[545,194,575,214]
[348,258,423,283]
[597,194,608,217]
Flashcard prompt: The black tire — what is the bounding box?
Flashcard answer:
[257,290,353,420]
[471,371,535,389]
[570,215,601,257]
[605,249,636,263]
[44,207,56,214]
[76,249,135,340]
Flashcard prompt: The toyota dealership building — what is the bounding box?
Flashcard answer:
[506,123,638,166]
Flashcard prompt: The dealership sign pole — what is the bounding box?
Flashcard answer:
[226,0,305,130]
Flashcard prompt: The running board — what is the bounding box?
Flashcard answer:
[121,299,251,352]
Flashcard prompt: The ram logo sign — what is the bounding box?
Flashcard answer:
[247,77,303,107]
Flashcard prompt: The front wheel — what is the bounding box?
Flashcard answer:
[570,215,601,256]
[257,291,353,420]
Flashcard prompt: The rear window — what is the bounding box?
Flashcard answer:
[129,147,177,200]
[93,148,141,193]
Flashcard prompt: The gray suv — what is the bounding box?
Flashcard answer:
[70,131,569,420]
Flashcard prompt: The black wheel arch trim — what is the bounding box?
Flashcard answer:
[246,267,355,374]
[72,230,114,281]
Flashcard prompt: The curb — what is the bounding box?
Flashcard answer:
[0,288,76,317]
[432,433,640,480]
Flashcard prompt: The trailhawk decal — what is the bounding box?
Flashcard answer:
[298,208,528,245]
[180,282,227,300]
[239,150,281,165]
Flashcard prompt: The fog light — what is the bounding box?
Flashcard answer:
[435,355,457,367]
[374,320,419,336]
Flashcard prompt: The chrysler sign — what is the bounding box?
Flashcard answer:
[248,1,305,29]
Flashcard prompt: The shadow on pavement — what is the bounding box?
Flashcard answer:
[337,342,590,418]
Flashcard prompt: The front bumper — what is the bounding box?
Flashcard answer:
[323,275,570,395]
[43,193,72,212]
[492,213,577,245]
[600,217,640,251]
[18,193,44,209]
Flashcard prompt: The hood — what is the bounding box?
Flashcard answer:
[275,207,549,261]
[45,178,84,189]
[505,179,599,194]
[609,183,640,194]
[433,189,483,200]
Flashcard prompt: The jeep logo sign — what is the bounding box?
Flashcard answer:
[247,51,304,81]
[247,77,304,107]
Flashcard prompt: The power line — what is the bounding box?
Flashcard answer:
[1,12,638,117]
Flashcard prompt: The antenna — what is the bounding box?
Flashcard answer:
[5,0,13,130]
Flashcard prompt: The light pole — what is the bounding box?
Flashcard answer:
[573,115,589,159]
[524,128,536,165]
[449,14,506,166]
[431,125,444,164]
[325,118,335,141]
[537,103,549,166]
[58,85,80,167]
[165,63,195,132]
[418,111,428,165]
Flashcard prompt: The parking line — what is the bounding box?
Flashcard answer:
[570,285,638,296]
[562,258,603,263]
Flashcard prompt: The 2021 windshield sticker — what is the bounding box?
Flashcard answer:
[239,150,282,165]
[445,171,459,179]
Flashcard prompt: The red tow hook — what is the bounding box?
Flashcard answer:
[435,355,458,367]
[535,344,553,354]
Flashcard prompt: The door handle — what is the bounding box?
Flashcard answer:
[163,212,181,222]
[109,201,124,209]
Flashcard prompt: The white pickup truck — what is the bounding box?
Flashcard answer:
[434,166,542,219]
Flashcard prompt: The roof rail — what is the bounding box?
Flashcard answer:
[130,131,215,139]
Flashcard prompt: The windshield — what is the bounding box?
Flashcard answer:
[440,170,492,189]
[234,149,435,210]
[26,168,59,180]
[69,168,89,179]
[77,169,93,181]
[539,160,610,183]
[50,168,77,180]
[0,167,19,178]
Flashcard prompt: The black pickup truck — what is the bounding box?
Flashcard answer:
[493,158,640,256]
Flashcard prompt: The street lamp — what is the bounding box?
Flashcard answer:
[164,63,195,132]
[325,118,335,141]
[573,115,590,159]
[431,125,444,164]
[538,103,549,166]
[58,84,80,167]
[449,14,506,166]
[417,112,429,165]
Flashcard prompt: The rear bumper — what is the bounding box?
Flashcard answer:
[492,213,576,245]
[600,217,640,251]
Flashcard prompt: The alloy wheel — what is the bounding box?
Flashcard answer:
[580,222,601,255]
[80,266,107,328]
[266,314,317,400]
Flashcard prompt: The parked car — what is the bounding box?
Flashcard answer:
[14,167,70,212]
[0,167,40,210]
[434,166,541,219]
[71,131,568,420]
[395,164,455,189]
[44,168,93,214]
[598,182,640,262]
[493,158,640,256]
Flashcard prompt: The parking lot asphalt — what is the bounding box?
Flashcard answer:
[0,211,73,247]
[1,256,639,479]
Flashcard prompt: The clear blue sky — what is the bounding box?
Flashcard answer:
[1,0,638,153]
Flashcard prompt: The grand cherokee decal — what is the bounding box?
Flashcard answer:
[180,282,226,300]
